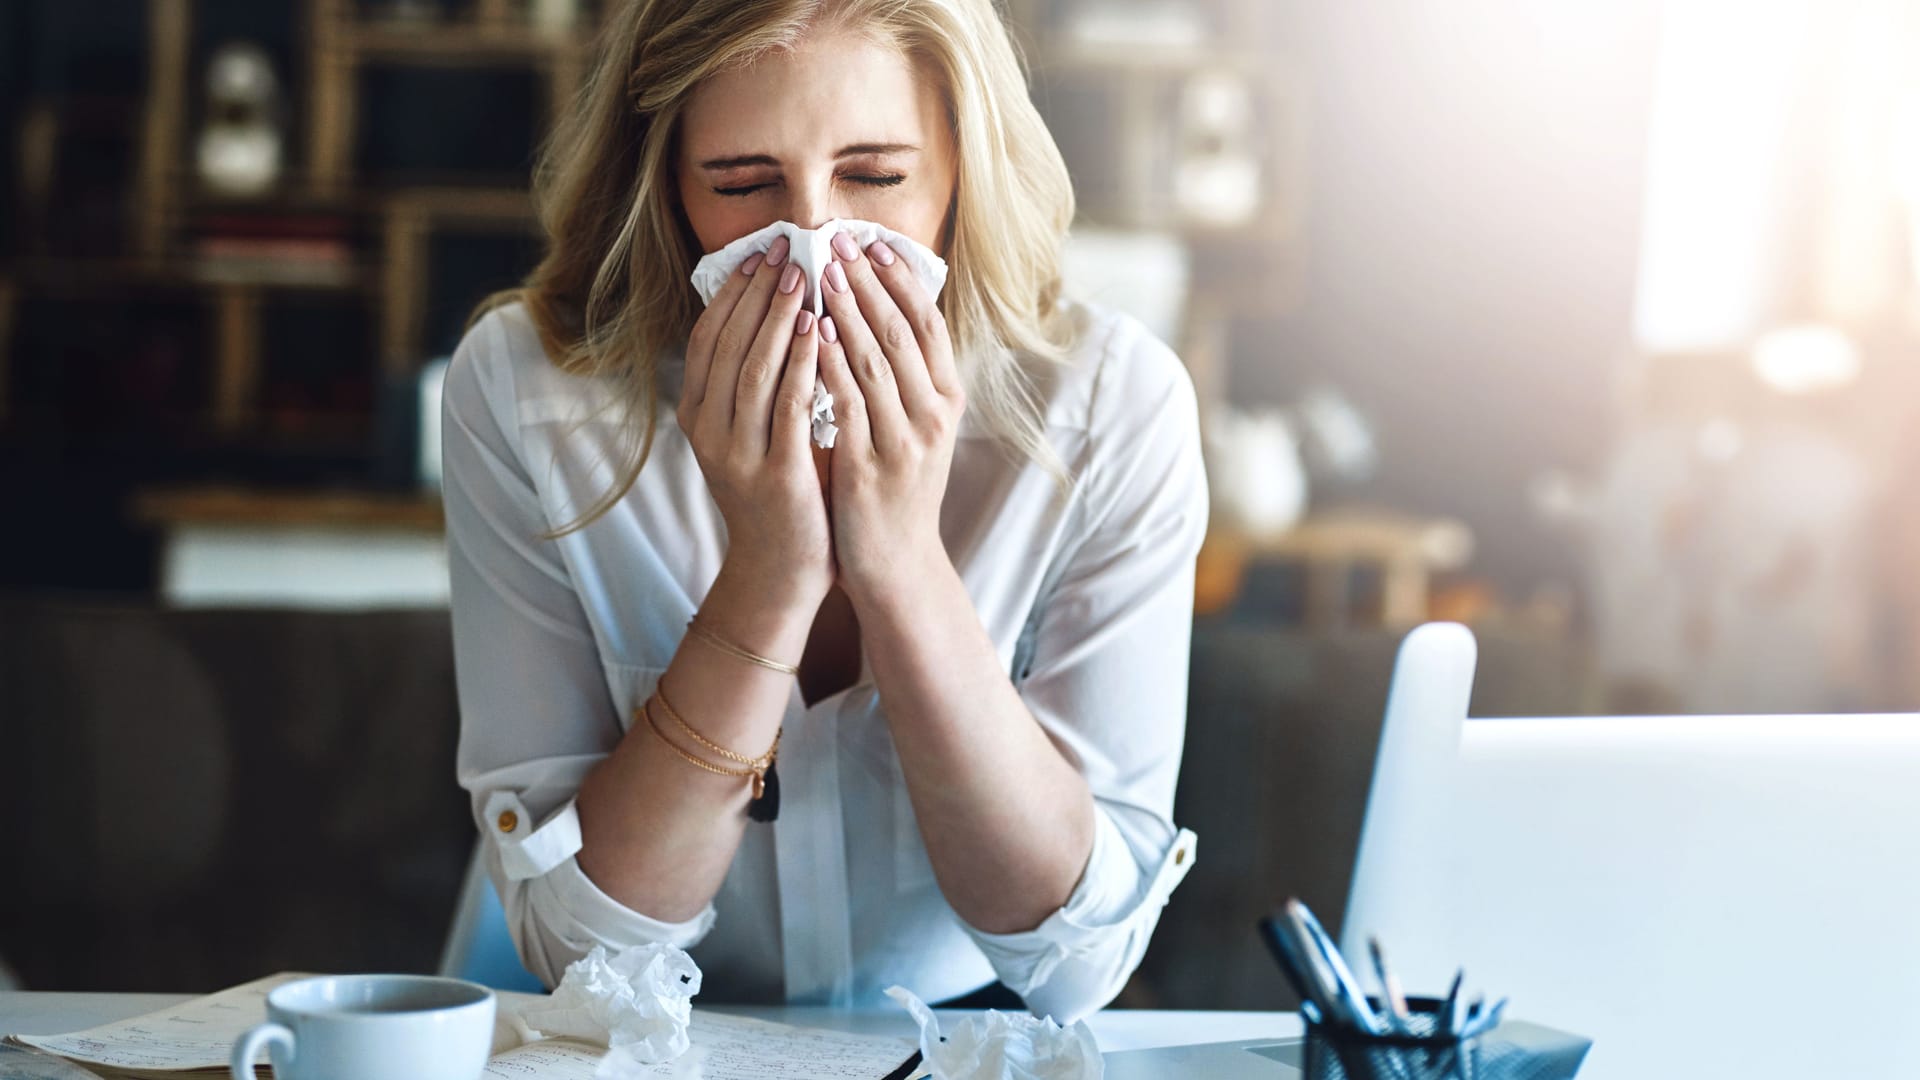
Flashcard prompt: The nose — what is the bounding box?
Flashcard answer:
[783,170,836,230]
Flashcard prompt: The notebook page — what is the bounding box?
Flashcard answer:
[0,1041,122,1079]
[484,1037,605,1078]
[488,1014,918,1080]
[624,1013,917,1079]
[9,974,308,1072]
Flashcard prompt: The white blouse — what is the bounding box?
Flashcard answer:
[445,296,1207,1023]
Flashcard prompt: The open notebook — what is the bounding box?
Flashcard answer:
[3,974,925,1080]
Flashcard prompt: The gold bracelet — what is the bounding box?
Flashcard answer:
[640,696,766,795]
[653,681,780,771]
[685,617,800,676]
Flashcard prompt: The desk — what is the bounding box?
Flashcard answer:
[0,991,1302,1057]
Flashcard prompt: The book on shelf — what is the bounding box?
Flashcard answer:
[186,212,358,286]
[3,973,926,1080]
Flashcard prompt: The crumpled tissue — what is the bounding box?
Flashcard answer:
[884,986,1103,1080]
[517,943,703,1078]
[688,219,949,449]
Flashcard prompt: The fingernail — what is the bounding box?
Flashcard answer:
[741,251,764,276]
[825,261,848,293]
[820,315,838,343]
[795,310,814,335]
[765,235,790,267]
[831,231,860,261]
[779,263,802,294]
[866,240,896,266]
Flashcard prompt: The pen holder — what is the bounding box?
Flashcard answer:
[1302,997,1592,1080]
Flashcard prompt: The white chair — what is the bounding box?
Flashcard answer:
[1343,652,1920,1080]
[438,841,547,993]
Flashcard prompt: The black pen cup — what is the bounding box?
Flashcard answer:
[1302,996,1591,1080]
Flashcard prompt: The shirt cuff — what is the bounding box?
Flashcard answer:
[530,851,719,952]
[963,810,1197,997]
[483,791,585,881]
[486,791,719,965]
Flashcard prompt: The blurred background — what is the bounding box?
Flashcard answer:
[2,0,1917,1008]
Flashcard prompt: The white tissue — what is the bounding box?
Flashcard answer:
[812,381,838,450]
[689,219,949,449]
[884,986,1104,1080]
[517,943,703,1078]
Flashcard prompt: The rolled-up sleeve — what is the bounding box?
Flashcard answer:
[443,309,715,988]
[961,316,1209,1023]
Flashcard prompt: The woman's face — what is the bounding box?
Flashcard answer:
[675,29,958,257]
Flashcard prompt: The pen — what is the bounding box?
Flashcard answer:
[1367,937,1413,1033]
[1285,900,1387,1036]
[1257,913,1320,1009]
[1440,970,1464,1037]
[1269,909,1357,1030]
[1285,908,1412,1080]
[1463,997,1507,1040]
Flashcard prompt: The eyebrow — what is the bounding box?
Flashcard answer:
[697,143,922,170]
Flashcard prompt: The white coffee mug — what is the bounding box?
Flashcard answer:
[229,974,496,1080]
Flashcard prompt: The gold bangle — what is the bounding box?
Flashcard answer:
[684,617,800,676]
[653,681,780,771]
[640,696,771,799]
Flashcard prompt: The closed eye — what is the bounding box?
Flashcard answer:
[714,174,908,197]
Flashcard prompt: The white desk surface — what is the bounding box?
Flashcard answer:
[0,991,1301,1056]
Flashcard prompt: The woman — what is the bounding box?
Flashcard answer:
[446,0,1206,1023]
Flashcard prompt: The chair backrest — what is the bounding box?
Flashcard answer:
[1344,703,1920,1080]
[1341,621,1479,953]
[438,841,548,993]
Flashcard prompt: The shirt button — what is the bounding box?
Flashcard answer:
[498,810,519,833]
[1174,847,1187,866]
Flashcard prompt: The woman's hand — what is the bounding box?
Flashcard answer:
[815,232,968,608]
[679,234,833,610]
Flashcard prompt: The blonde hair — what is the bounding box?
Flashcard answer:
[476,0,1078,538]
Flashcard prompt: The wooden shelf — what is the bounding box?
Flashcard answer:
[2,257,368,294]
[344,20,590,65]
[173,179,531,218]
[384,186,537,222]
[306,0,595,195]
[376,186,541,376]
[177,181,367,215]
[1211,510,1474,567]
[1200,510,1476,627]
[186,258,366,291]
[171,422,377,455]
[132,484,443,530]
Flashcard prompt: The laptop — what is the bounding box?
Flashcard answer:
[1339,667,1920,1077]
[1105,623,1479,1079]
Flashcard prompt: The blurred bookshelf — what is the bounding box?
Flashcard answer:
[1008,0,1306,412]
[0,0,606,588]
[1,0,596,456]
[0,0,602,591]
[0,0,1302,594]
